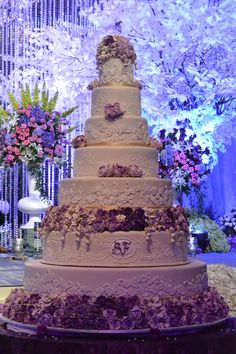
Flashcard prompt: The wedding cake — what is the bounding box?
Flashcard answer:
[2,35,228,331]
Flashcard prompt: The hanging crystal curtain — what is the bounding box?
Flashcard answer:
[0,0,92,240]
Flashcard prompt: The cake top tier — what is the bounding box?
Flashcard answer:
[95,35,137,87]
[96,35,137,69]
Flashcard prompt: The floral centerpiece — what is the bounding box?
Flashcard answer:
[0,84,77,198]
[157,120,211,195]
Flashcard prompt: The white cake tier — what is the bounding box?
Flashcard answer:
[42,230,188,267]
[24,259,208,298]
[59,177,173,208]
[85,116,148,146]
[91,86,141,118]
[73,146,158,177]
[99,58,134,86]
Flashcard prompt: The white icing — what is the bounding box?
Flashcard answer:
[73,146,158,177]
[99,58,134,85]
[59,178,173,208]
[91,87,141,118]
[85,117,148,145]
[24,260,208,298]
[42,231,188,267]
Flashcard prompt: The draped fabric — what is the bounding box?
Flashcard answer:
[205,137,236,217]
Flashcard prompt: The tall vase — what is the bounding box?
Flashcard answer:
[18,171,51,229]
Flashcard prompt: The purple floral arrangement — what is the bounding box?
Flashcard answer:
[96,35,137,69]
[157,120,211,194]
[40,205,189,245]
[71,134,87,149]
[2,287,228,331]
[104,103,125,121]
[0,84,77,197]
[98,164,143,177]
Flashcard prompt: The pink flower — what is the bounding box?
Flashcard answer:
[55,145,63,156]
[6,154,15,163]
[179,152,186,159]
[37,151,44,158]
[175,153,180,161]
[23,139,30,146]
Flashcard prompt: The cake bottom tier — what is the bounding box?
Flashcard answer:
[24,259,208,298]
[2,260,229,331]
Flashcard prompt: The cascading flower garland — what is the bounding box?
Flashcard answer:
[157,120,211,194]
[40,205,189,246]
[0,84,77,198]
[2,287,228,331]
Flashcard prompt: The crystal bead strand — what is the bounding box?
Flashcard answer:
[4,167,9,248]
[21,163,28,225]
[0,168,3,249]
[54,166,59,206]
[13,165,19,239]
[49,164,54,202]
[8,168,13,249]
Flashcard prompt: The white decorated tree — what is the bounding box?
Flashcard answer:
[0,0,235,167]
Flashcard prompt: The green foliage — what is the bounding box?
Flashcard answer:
[21,84,32,108]
[8,92,19,111]
[41,84,49,111]
[47,91,59,113]
[33,84,39,106]
[0,107,9,123]
[61,106,78,118]
[186,208,230,253]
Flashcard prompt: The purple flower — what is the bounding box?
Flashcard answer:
[72,135,87,149]
[19,115,30,125]
[120,316,135,330]
[94,317,109,330]
[37,313,54,327]
[103,308,117,319]
[93,221,106,232]
[104,103,125,121]
[65,294,80,307]
[108,317,121,330]
[31,105,46,123]
[33,126,44,136]
[4,133,15,145]
[42,131,55,147]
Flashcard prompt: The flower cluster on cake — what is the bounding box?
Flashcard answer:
[0,85,77,197]
[1,35,229,333]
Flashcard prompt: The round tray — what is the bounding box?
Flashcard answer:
[0,314,229,337]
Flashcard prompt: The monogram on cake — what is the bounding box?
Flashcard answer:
[2,35,228,332]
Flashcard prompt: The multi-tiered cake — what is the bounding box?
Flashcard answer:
[2,35,228,331]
